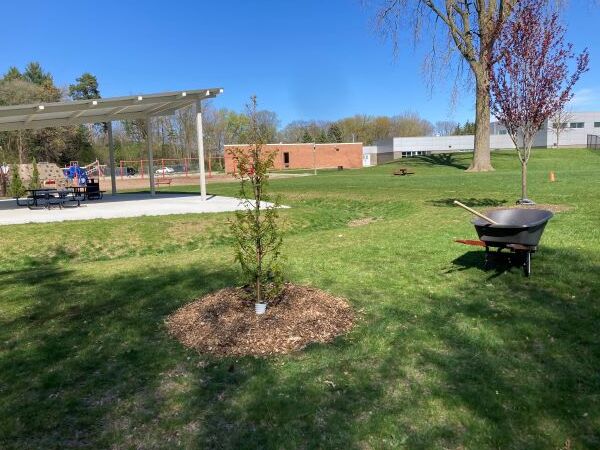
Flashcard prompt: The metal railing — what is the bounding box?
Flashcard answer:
[587,134,600,150]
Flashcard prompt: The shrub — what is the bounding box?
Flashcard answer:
[9,164,26,198]
[29,157,40,189]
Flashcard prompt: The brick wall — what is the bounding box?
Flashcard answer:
[224,143,363,173]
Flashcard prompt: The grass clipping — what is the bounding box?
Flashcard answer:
[167,283,354,357]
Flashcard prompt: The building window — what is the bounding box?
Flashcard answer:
[594,122,600,128]
[499,129,508,135]
[570,122,584,128]
[283,152,290,167]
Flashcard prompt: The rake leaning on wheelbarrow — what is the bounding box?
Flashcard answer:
[454,201,553,277]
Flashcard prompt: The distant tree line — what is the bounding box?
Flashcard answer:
[0,62,94,166]
[0,62,474,168]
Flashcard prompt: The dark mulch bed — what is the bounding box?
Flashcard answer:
[166,283,354,357]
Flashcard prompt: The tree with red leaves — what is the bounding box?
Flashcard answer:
[490,0,589,204]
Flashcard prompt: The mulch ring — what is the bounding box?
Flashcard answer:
[166,283,354,357]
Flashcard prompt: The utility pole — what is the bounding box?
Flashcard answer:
[313,143,317,175]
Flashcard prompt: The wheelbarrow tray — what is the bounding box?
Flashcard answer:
[472,208,553,247]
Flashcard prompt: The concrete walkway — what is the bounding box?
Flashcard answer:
[0,193,277,226]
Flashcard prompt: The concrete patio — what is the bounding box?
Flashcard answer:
[0,193,276,226]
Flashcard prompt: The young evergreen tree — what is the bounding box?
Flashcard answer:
[9,164,25,197]
[229,96,283,307]
[29,157,40,189]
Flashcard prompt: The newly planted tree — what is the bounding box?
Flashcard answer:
[489,0,589,204]
[229,96,283,309]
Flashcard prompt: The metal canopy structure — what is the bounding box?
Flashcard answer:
[0,87,224,199]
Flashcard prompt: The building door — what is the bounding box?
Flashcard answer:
[283,152,290,168]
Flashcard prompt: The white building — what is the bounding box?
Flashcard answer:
[364,111,600,163]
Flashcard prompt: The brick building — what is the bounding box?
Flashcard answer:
[224,143,363,173]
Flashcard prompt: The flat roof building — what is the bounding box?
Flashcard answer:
[365,111,600,161]
[224,143,363,173]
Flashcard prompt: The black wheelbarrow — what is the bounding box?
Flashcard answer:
[456,208,553,276]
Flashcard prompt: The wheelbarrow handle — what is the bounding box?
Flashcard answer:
[453,200,499,225]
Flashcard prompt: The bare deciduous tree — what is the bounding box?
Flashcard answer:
[373,0,519,171]
[550,107,574,147]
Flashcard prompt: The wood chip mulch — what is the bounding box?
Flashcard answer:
[166,283,354,357]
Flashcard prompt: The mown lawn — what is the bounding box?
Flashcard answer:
[1,149,599,449]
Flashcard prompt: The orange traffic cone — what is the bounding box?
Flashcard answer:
[549,171,556,182]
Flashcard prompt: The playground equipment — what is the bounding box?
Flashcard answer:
[63,160,106,186]
[118,156,224,179]
[15,162,67,188]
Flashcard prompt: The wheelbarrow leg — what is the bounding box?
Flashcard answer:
[523,252,531,277]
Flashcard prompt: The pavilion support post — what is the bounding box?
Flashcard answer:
[196,101,207,200]
[107,121,117,195]
[147,117,156,196]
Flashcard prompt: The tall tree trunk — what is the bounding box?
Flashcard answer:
[18,131,24,165]
[521,160,528,201]
[468,71,494,172]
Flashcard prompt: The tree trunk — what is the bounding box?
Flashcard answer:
[18,131,23,165]
[467,71,494,172]
[521,160,527,201]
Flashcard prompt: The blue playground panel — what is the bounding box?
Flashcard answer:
[63,165,89,185]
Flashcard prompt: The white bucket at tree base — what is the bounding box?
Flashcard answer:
[255,303,267,315]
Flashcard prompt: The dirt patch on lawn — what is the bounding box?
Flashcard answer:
[489,204,573,213]
[166,283,354,357]
[348,217,379,227]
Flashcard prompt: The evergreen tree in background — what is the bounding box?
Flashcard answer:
[327,123,343,143]
[301,130,313,143]
[454,121,476,135]
[9,164,25,198]
[316,129,328,143]
[3,67,22,81]
[23,62,53,86]
[69,73,101,100]
[29,157,40,189]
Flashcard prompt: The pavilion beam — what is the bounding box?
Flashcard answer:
[107,121,117,195]
[196,100,207,201]
[147,117,156,196]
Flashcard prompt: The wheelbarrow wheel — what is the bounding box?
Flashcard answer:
[523,252,531,277]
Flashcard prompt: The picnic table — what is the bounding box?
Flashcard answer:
[393,167,415,176]
[18,188,80,209]
[69,182,105,200]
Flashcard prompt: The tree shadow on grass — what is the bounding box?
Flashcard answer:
[450,249,528,279]
[413,153,470,170]
[418,246,600,448]
[1,247,599,449]
[0,261,239,448]
[428,197,508,208]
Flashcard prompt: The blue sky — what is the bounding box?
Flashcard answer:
[0,0,598,127]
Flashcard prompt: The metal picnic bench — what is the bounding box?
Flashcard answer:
[17,188,81,209]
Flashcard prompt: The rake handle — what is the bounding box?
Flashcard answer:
[453,200,499,225]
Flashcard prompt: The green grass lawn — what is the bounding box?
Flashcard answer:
[1,149,599,449]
